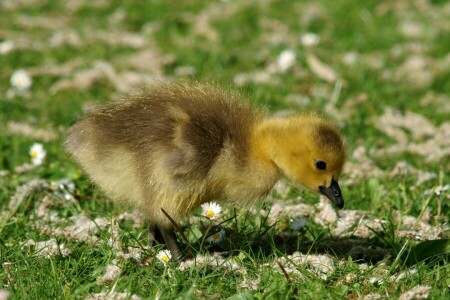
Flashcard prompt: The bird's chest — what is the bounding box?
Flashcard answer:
[217,160,281,204]
[236,173,277,197]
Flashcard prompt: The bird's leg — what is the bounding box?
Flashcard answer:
[158,226,183,260]
[148,223,157,246]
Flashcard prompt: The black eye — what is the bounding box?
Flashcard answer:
[316,161,327,170]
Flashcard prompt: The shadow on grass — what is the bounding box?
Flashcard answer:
[189,229,393,264]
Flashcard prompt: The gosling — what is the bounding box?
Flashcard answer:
[66,82,346,258]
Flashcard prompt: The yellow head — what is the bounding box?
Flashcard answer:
[255,115,346,208]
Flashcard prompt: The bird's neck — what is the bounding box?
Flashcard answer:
[250,117,310,173]
[250,119,287,167]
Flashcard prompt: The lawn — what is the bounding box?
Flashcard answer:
[0,0,449,299]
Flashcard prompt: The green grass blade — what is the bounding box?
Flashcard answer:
[406,239,450,266]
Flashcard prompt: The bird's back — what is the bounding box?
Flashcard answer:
[73,83,262,176]
[66,83,265,223]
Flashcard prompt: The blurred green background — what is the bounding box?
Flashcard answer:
[0,0,449,299]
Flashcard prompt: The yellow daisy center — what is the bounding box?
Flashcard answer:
[31,150,38,158]
[161,255,169,262]
[206,210,215,218]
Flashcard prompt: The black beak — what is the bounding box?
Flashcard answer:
[319,179,344,209]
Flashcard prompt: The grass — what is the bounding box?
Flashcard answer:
[1,0,449,299]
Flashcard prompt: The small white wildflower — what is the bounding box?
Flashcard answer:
[156,249,172,264]
[29,143,46,165]
[64,193,73,201]
[301,33,320,47]
[201,202,222,220]
[10,69,32,91]
[0,40,14,55]
[207,229,225,244]
[276,49,296,72]
[424,184,450,196]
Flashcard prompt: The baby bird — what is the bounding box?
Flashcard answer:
[66,82,346,259]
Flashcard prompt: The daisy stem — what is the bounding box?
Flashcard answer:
[200,221,212,251]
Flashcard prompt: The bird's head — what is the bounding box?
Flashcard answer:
[257,115,346,208]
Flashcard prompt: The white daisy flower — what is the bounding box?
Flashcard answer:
[156,249,172,264]
[201,202,222,220]
[0,40,14,55]
[10,69,32,91]
[29,143,46,165]
[206,229,225,244]
[276,50,296,72]
[301,33,320,47]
